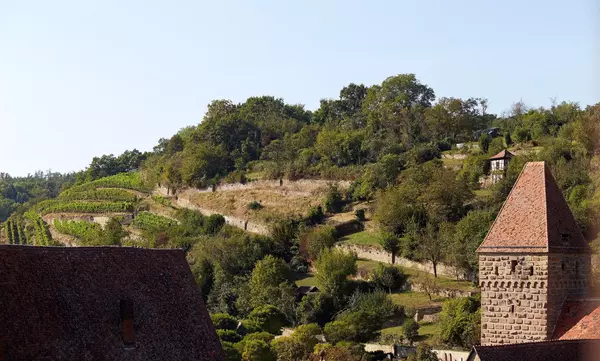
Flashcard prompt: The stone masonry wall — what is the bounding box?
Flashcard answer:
[479,254,550,345]
[546,253,591,338]
[339,243,471,280]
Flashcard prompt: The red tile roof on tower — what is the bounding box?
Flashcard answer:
[469,339,600,361]
[0,245,225,361]
[477,162,590,253]
[488,149,515,160]
[553,298,600,340]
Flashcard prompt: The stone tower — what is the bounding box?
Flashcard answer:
[477,162,591,345]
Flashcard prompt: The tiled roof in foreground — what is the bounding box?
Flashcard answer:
[471,339,600,361]
[0,245,225,361]
[477,162,590,254]
[553,298,600,341]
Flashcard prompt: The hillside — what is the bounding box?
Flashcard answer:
[2,74,598,357]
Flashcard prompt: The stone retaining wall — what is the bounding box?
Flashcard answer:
[338,243,472,280]
[174,197,270,236]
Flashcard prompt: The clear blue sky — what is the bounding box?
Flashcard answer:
[0,0,598,176]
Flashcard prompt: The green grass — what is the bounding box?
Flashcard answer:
[417,321,442,341]
[292,272,317,287]
[441,157,464,168]
[380,320,442,344]
[342,231,382,247]
[357,259,382,273]
[474,189,492,198]
[389,291,445,309]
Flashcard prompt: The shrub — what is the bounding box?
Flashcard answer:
[403,318,420,345]
[241,339,275,361]
[303,226,337,260]
[437,139,452,151]
[439,294,481,348]
[354,209,366,222]
[370,264,406,293]
[221,341,242,361]
[478,134,490,153]
[236,332,275,354]
[211,313,238,330]
[306,205,325,225]
[248,201,263,210]
[216,329,242,343]
[203,214,225,234]
[247,305,288,335]
[324,184,344,214]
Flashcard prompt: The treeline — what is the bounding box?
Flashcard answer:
[0,171,77,222]
[0,151,147,223]
[143,74,498,189]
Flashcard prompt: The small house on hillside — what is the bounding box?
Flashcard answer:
[0,245,225,361]
[295,285,319,302]
[488,149,514,184]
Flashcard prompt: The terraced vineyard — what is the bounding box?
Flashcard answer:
[33,199,135,215]
[53,219,106,245]
[133,211,176,232]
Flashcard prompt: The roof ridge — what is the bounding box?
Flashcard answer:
[0,245,184,253]
[542,163,550,253]
[476,161,530,253]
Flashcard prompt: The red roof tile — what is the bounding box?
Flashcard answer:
[477,162,590,253]
[554,298,600,340]
[471,339,600,361]
[0,245,225,361]
[489,149,515,160]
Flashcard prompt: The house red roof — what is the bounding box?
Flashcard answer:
[488,149,515,160]
[470,339,600,361]
[477,162,590,253]
[0,245,225,361]
[553,298,600,341]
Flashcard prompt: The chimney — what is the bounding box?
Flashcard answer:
[120,299,134,347]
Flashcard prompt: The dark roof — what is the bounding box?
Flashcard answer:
[0,245,225,361]
[471,339,600,361]
[488,149,515,160]
[477,162,590,253]
[296,286,319,295]
[553,298,600,340]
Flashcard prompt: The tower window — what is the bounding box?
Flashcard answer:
[575,261,579,278]
[561,262,565,271]
[494,266,499,275]
[561,233,570,244]
[529,266,534,276]
[510,260,517,274]
[510,304,515,313]
[120,299,135,347]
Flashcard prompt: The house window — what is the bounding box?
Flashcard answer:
[510,260,517,274]
[120,300,135,347]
